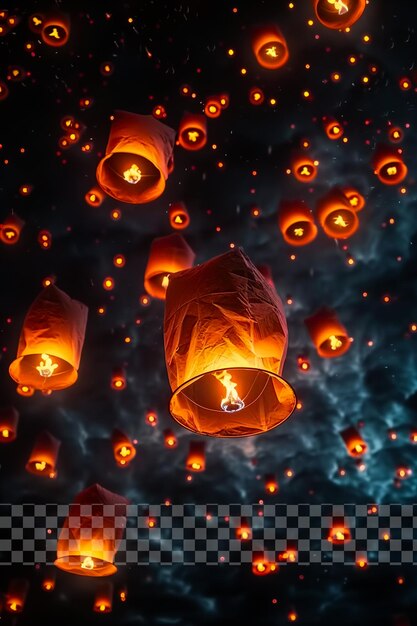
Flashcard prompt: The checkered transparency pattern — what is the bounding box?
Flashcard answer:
[1,504,417,565]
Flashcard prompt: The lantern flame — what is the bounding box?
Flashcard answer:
[327,0,349,15]
[48,27,61,39]
[2,428,10,438]
[187,130,199,143]
[123,163,142,184]
[294,227,304,237]
[36,353,58,378]
[119,446,131,458]
[328,335,343,351]
[213,370,245,412]
[265,45,279,58]
[9,602,18,612]
[80,556,95,570]
[299,166,311,176]
[35,461,47,471]
[162,274,170,289]
[99,604,106,612]
[387,165,398,176]
[333,214,348,228]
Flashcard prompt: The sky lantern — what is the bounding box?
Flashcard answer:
[85,187,105,207]
[249,86,265,105]
[6,578,29,613]
[305,308,351,358]
[252,26,289,70]
[0,406,19,443]
[316,188,359,239]
[41,568,56,592]
[291,154,318,183]
[235,517,252,540]
[186,441,206,472]
[17,384,35,397]
[112,428,136,467]
[278,201,318,246]
[372,145,408,185]
[144,233,196,300]
[252,552,278,576]
[340,426,368,457]
[265,473,279,494]
[178,112,207,150]
[96,110,176,203]
[9,285,88,391]
[168,201,190,230]
[204,96,222,118]
[324,118,344,140]
[55,483,129,577]
[0,213,25,245]
[312,0,366,30]
[278,542,298,562]
[164,248,296,437]
[389,127,403,143]
[26,430,61,478]
[163,428,177,448]
[340,187,365,212]
[111,367,127,390]
[41,13,70,46]
[94,581,113,613]
[327,518,351,544]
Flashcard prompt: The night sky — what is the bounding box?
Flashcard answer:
[1,0,417,624]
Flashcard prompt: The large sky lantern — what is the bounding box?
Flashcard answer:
[252,26,289,70]
[316,188,359,239]
[96,110,176,204]
[144,233,196,300]
[372,145,408,185]
[111,428,136,467]
[94,581,113,613]
[55,483,129,577]
[291,154,318,183]
[0,212,25,245]
[41,13,70,47]
[278,201,318,246]
[178,112,207,150]
[0,406,19,443]
[164,248,296,438]
[313,0,366,30]
[340,186,365,212]
[169,201,190,230]
[305,307,351,358]
[26,430,61,478]
[340,426,368,457]
[9,285,88,392]
[6,578,29,613]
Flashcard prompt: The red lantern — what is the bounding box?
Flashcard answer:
[163,429,177,448]
[186,441,206,472]
[112,428,136,467]
[26,430,61,478]
[340,187,365,212]
[324,118,344,140]
[178,112,207,150]
[96,111,175,203]
[0,213,25,245]
[146,411,158,426]
[111,368,126,391]
[265,473,279,494]
[144,234,196,300]
[340,426,367,456]
[0,406,19,442]
[305,308,350,358]
[312,0,366,30]
[252,26,289,70]
[55,484,129,577]
[6,578,29,613]
[164,249,296,437]
[94,581,113,613]
[204,96,222,118]
[316,188,359,239]
[372,145,408,185]
[291,155,318,183]
[278,201,318,246]
[41,13,70,47]
[168,201,190,230]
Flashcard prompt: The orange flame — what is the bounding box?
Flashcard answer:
[213,370,245,412]
[36,353,58,377]
[80,556,95,570]
[328,335,343,351]
[327,0,349,15]
[123,163,142,184]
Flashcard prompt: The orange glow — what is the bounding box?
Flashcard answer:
[41,14,70,46]
[213,370,245,413]
[316,188,359,239]
[324,118,344,139]
[26,430,60,478]
[36,353,58,378]
[297,356,310,371]
[313,0,366,29]
[396,466,412,480]
[0,213,25,245]
[38,230,52,250]
[112,429,136,467]
[399,77,411,90]
[327,524,351,544]
[17,384,35,396]
[152,104,167,119]
[178,112,207,150]
[169,201,190,230]
[341,426,367,456]
[85,187,105,206]
[278,547,298,562]
[356,557,368,568]
[122,163,142,184]
[113,254,126,267]
[373,145,408,185]
[144,233,195,300]
[204,97,222,118]
[265,474,279,494]
[291,154,318,182]
[278,201,318,246]
[93,582,113,613]
[252,553,278,576]
[305,308,350,358]
[341,187,365,212]
[6,579,29,613]
[389,127,403,143]
[252,26,289,69]
[103,276,115,290]
[111,369,126,390]
[146,411,158,426]
[164,429,177,448]
[249,87,265,105]
[186,441,206,472]
[0,406,19,443]
[236,518,252,540]
[41,570,56,592]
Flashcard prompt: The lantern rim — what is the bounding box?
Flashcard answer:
[284,220,318,246]
[314,0,366,30]
[9,353,78,391]
[54,555,117,577]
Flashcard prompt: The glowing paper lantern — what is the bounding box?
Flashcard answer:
[372,145,408,185]
[163,429,177,448]
[341,187,365,212]
[252,552,278,575]
[313,0,366,30]
[340,426,367,457]
[85,187,105,207]
[41,568,56,592]
[316,189,359,239]
[252,26,289,70]
[186,441,206,472]
[17,384,35,397]
[0,406,19,443]
[26,430,61,478]
[169,201,190,230]
[144,234,196,300]
[278,201,318,246]
[327,519,351,544]
[265,474,279,494]
[249,87,265,105]
[235,518,252,540]
[94,581,113,613]
[305,307,350,358]
[111,368,126,390]
[55,483,129,577]
[96,110,175,203]
[324,118,344,140]
[164,248,296,437]
[291,154,318,183]
[204,96,222,118]
[9,285,88,391]
[6,578,29,613]
[41,13,70,47]
[0,213,25,245]
[111,428,136,467]
[178,112,207,151]
[389,127,403,143]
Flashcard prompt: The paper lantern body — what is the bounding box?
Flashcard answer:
[316,189,359,239]
[9,285,88,391]
[372,145,408,185]
[0,406,19,442]
[94,581,113,613]
[186,441,206,471]
[96,111,175,204]
[169,202,190,230]
[252,26,289,70]
[340,426,367,456]
[144,234,195,300]
[278,201,318,246]
[6,578,29,613]
[42,568,56,591]
[0,213,25,244]
[41,13,70,46]
[305,307,350,358]
[178,113,207,150]
[164,248,296,437]
[341,187,365,212]
[55,484,129,577]
[291,155,318,182]
[313,0,366,30]
[111,428,136,467]
[26,430,61,477]
[324,118,344,139]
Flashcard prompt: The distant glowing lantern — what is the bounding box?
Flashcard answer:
[235,517,252,540]
[265,474,279,494]
[55,483,129,576]
[297,355,310,372]
[29,13,44,33]
[112,428,136,467]
[316,188,359,239]
[389,127,403,143]
[164,248,296,437]
[305,308,350,358]
[6,578,29,613]
[252,26,289,70]
[17,384,35,397]
[252,552,278,575]
[278,201,318,246]
[85,187,105,207]
[340,426,367,456]
[100,61,114,76]
[341,187,365,212]
[249,87,265,105]
[119,587,127,602]
[41,13,70,47]
[9,285,88,391]
[146,411,158,426]
[152,104,167,119]
[219,94,230,109]
[327,519,351,544]
[26,430,60,478]
[186,441,206,472]
[291,155,318,182]
[178,112,207,151]
[204,96,222,118]
[38,229,52,250]
[396,466,412,480]
[144,234,196,300]
[0,79,9,100]
[324,118,344,140]
[169,201,190,230]
[372,145,408,185]
[96,110,175,203]
[163,429,177,448]
[278,542,298,562]
[42,568,56,592]
[111,368,126,391]
[94,581,113,613]
[0,406,19,443]
[313,0,366,30]
[0,213,25,245]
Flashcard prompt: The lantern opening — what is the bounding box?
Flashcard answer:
[259,41,286,65]
[181,127,202,147]
[320,334,348,355]
[286,220,316,243]
[105,152,159,197]
[55,554,116,577]
[11,353,75,389]
[314,0,366,29]
[323,209,358,238]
